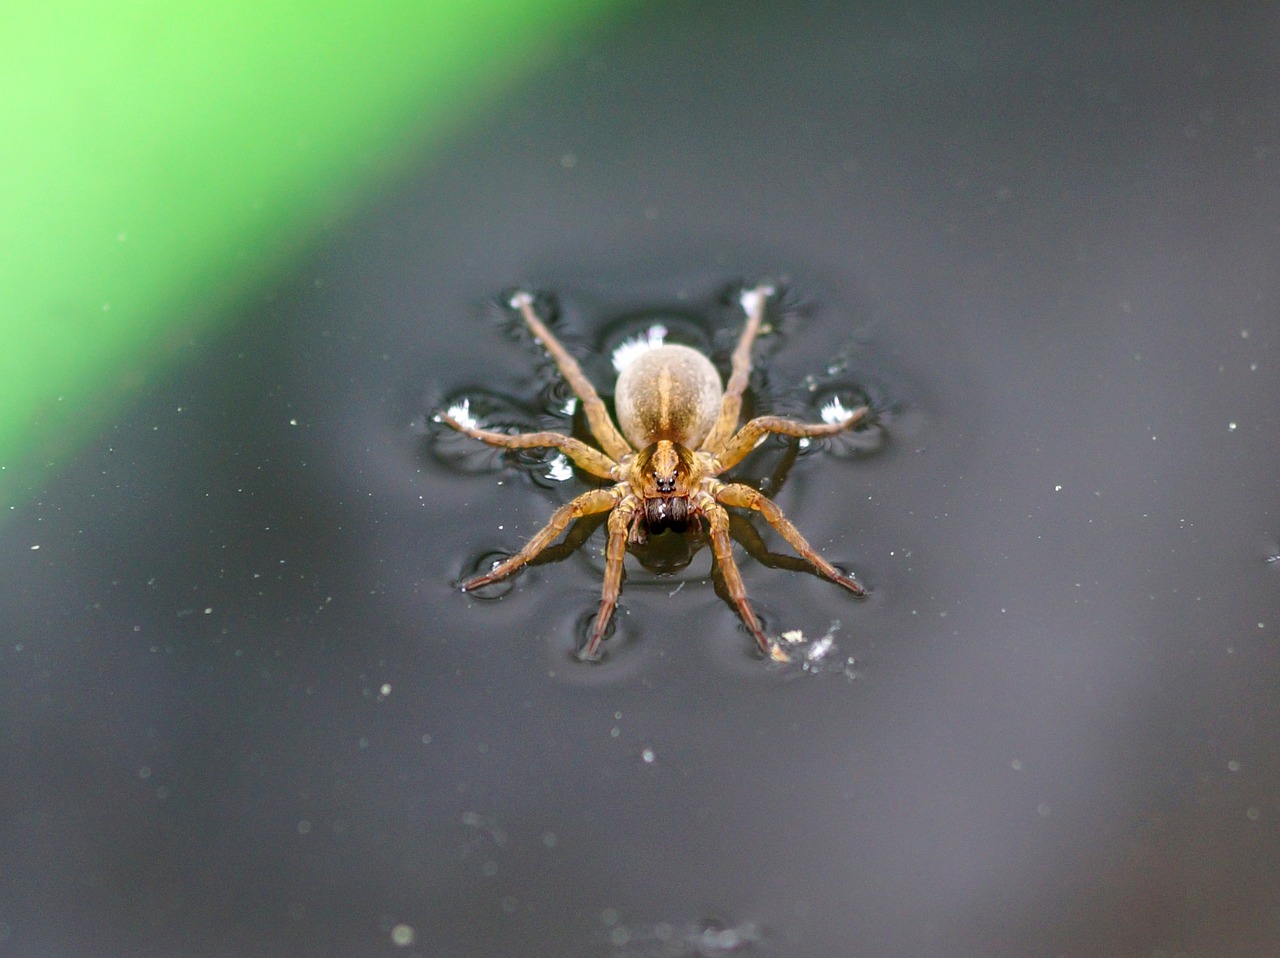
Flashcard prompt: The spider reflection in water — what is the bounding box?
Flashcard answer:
[435,283,875,660]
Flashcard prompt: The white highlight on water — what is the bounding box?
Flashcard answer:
[611,324,669,372]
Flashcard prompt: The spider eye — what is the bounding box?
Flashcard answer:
[656,476,676,493]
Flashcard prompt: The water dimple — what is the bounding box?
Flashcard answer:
[573,606,619,662]
[598,312,715,368]
[458,551,519,600]
[799,384,886,460]
[427,389,541,474]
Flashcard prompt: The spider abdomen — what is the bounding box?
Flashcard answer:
[615,345,722,449]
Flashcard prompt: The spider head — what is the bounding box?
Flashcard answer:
[635,440,695,498]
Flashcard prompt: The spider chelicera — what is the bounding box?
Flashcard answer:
[435,283,872,660]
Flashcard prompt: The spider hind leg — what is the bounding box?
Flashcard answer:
[714,482,866,595]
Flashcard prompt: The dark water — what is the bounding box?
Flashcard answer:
[3,2,1279,956]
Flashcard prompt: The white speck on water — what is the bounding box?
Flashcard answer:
[641,747,655,764]
[1227,759,1241,772]
[390,924,415,947]
[1228,421,1238,431]
[805,636,834,661]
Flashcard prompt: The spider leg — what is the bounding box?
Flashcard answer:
[714,482,865,596]
[436,411,619,480]
[701,282,773,454]
[460,487,620,592]
[698,492,770,654]
[579,495,639,660]
[710,407,868,473]
[509,292,634,462]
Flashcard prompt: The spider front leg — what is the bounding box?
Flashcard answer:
[701,282,773,454]
[460,487,620,592]
[697,491,771,654]
[579,495,639,661]
[714,482,866,596]
[509,292,634,463]
[710,406,869,473]
[436,410,619,480]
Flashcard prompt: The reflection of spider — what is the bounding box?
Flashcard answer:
[436,284,872,660]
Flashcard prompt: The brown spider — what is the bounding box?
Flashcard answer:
[435,283,871,659]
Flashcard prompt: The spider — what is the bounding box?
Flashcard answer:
[435,283,872,660]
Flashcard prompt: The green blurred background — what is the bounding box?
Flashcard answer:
[0,0,621,509]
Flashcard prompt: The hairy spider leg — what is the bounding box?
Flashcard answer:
[460,487,620,592]
[713,482,866,595]
[711,406,869,473]
[698,491,770,653]
[701,282,773,455]
[579,495,640,660]
[436,412,619,479]
[509,292,634,462]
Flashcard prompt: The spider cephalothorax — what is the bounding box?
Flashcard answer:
[436,283,872,660]
[632,440,694,536]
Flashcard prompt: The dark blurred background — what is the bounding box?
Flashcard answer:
[3,2,1278,956]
